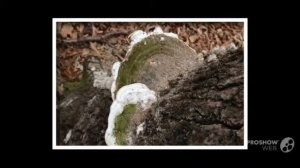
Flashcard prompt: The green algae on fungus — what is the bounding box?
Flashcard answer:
[105,83,157,145]
[115,104,136,145]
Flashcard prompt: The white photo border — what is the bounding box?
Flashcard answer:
[52,18,248,150]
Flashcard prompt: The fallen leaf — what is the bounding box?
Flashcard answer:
[76,24,84,33]
[92,25,97,37]
[60,23,74,38]
[82,48,90,57]
[74,57,83,72]
[164,25,171,32]
[91,25,104,36]
[197,28,202,35]
[128,24,135,31]
[70,31,77,39]
[108,37,118,44]
[189,35,199,43]
[217,28,223,37]
[57,23,62,32]
[199,25,208,31]
[90,42,102,58]
[185,37,190,45]
[189,24,198,32]
[63,66,78,80]
[177,27,181,35]
[64,48,80,58]
[99,23,107,30]
[145,24,155,32]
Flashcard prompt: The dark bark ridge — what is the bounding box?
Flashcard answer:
[133,48,244,145]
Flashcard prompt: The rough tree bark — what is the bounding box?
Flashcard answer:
[134,48,244,145]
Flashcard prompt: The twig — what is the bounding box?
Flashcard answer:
[57,31,129,44]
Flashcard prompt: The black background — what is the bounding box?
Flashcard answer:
[1,1,297,165]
